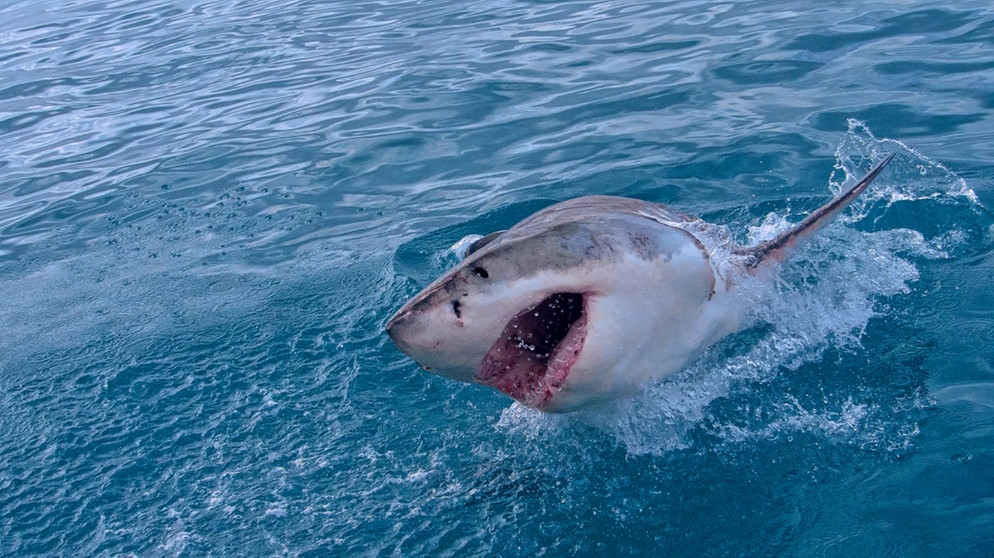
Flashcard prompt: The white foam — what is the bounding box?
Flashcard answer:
[833,118,978,209]
[450,234,484,260]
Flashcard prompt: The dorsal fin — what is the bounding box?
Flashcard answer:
[738,154,895,270]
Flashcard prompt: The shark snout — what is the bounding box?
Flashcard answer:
[385,311,409,350]
[386,309,442,374]
[386,304,423,356]
[386,282,497,383]
[385,284,456,364]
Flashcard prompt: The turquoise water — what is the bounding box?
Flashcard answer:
[2,0,994,555]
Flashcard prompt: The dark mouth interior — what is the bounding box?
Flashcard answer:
[477,292,586,407]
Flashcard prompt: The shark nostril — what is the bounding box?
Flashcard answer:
[451,300,462,319]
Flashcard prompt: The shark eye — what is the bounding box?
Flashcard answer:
[472,266,489,279]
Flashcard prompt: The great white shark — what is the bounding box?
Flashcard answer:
[386,156,894,413]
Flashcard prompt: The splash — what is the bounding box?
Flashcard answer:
[833,118,977,206]
[499,124,987,456]
[449,234,484,260]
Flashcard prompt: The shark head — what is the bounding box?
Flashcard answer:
[386,196,725,412]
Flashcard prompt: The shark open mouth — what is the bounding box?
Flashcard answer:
[476,292,587,408]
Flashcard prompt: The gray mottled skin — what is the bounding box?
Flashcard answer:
[395,195,714,325]
[469,195,703,270]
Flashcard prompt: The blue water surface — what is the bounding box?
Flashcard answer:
[2,0,994,556]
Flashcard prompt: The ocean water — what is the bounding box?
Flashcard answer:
[2,0,994,555]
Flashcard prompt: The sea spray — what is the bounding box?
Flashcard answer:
[500,125,986,456]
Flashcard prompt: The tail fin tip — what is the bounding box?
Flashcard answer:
[740,153,895,269]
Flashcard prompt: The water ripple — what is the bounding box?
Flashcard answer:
[2,0,994,555]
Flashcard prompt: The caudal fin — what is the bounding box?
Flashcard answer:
[737,154,895,270]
